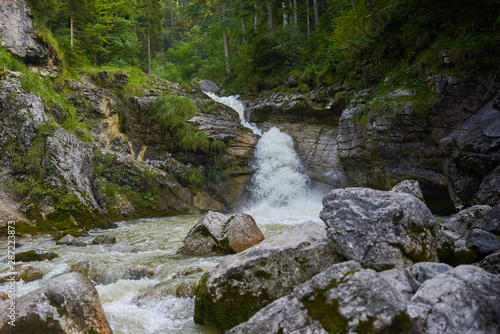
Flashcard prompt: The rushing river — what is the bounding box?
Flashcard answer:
[0,94,327,333]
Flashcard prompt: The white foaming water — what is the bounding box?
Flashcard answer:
[251,127,309,206]
[203,92,262,135]
[204,92,325,232]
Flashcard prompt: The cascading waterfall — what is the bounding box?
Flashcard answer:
[204,93,324,229]
[251,127,308,206]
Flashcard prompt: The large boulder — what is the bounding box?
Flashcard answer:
[408,265,500,334]
[320,187,443,270]
[0,272,112,333]
[228,261,410,334]
[0,0,49,64]
[177,211,264,255]
[442,93,500,209]
[194,221,341,330]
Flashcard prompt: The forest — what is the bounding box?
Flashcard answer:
[28,0,500,93]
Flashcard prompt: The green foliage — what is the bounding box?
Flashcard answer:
[151,94,225,154]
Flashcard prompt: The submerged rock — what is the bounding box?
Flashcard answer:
[172,266,205,279]
[408,265,500,334]
[177,211,264,255]
[125,265,156,280]
[0,264,43,283]
[228,261,409,334]
[56,234,87,247]
[320,187,442,270]
[0,272,112,333]
[92,234,116,245]
[194,221,341,330]
[15,250,58,262]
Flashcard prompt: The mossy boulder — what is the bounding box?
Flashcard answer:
[228,261,410,334]
[0,272,112,333]
[194,221,341,330]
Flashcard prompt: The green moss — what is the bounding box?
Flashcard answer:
[385,311,410,334]
[302,295,348,334]
[355,316,375,333]
[194,273,268,331]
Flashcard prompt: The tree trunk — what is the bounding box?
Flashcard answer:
[267,4,274,32]
[241,1,246,42]
[148,22,151,75]
[293,0,298,25]
[282,2,287,26]
[307,0,310,38]
[70,10,74,47]
[222,3,231,75]
[93,52,97,67]
[254,3,258,33]
[313,0,319,25]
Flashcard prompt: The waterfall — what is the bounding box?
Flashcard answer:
[203,92,262,135]
[204,92,323,229]
[251,127,308,206]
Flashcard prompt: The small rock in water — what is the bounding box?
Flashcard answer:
[172,266,205,278]
[0,292,8,300]
[0,264,43,283]
[56,234,87,247]
[71,261,101,283]
[92,234,117,245]
[125,265,156,280]
[15,250,58,262]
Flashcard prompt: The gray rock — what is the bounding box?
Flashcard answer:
[0,264,43,283]
[478,203,500,235]
[125,265,156,280]
[194,221,341,330]
[0,0,49,63]
[45,127,105,211]
[229,261,410,334]
[92,234,116,245]
[198,79,219,93]
[177,211,264,255]
[444,205,492,237]
[172,266,204,279]
[320,187,442,270]
[408,265,500,334]
[465,229,500,256]
[391,179,425,202]
[474,251,500,275]
[442,96,500,209]
[0,72,49,158]
[110,72,129,88]
[56,234,87,247]
[110,136,131,154]
[403,262,453,292]
[379,268,413,303]
[0,272,112,333]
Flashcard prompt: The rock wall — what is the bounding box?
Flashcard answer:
[337,76,499,214]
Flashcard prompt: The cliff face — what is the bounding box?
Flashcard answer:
[246,77,500,215]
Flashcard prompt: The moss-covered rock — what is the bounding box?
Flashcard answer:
[194,221,341,330]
